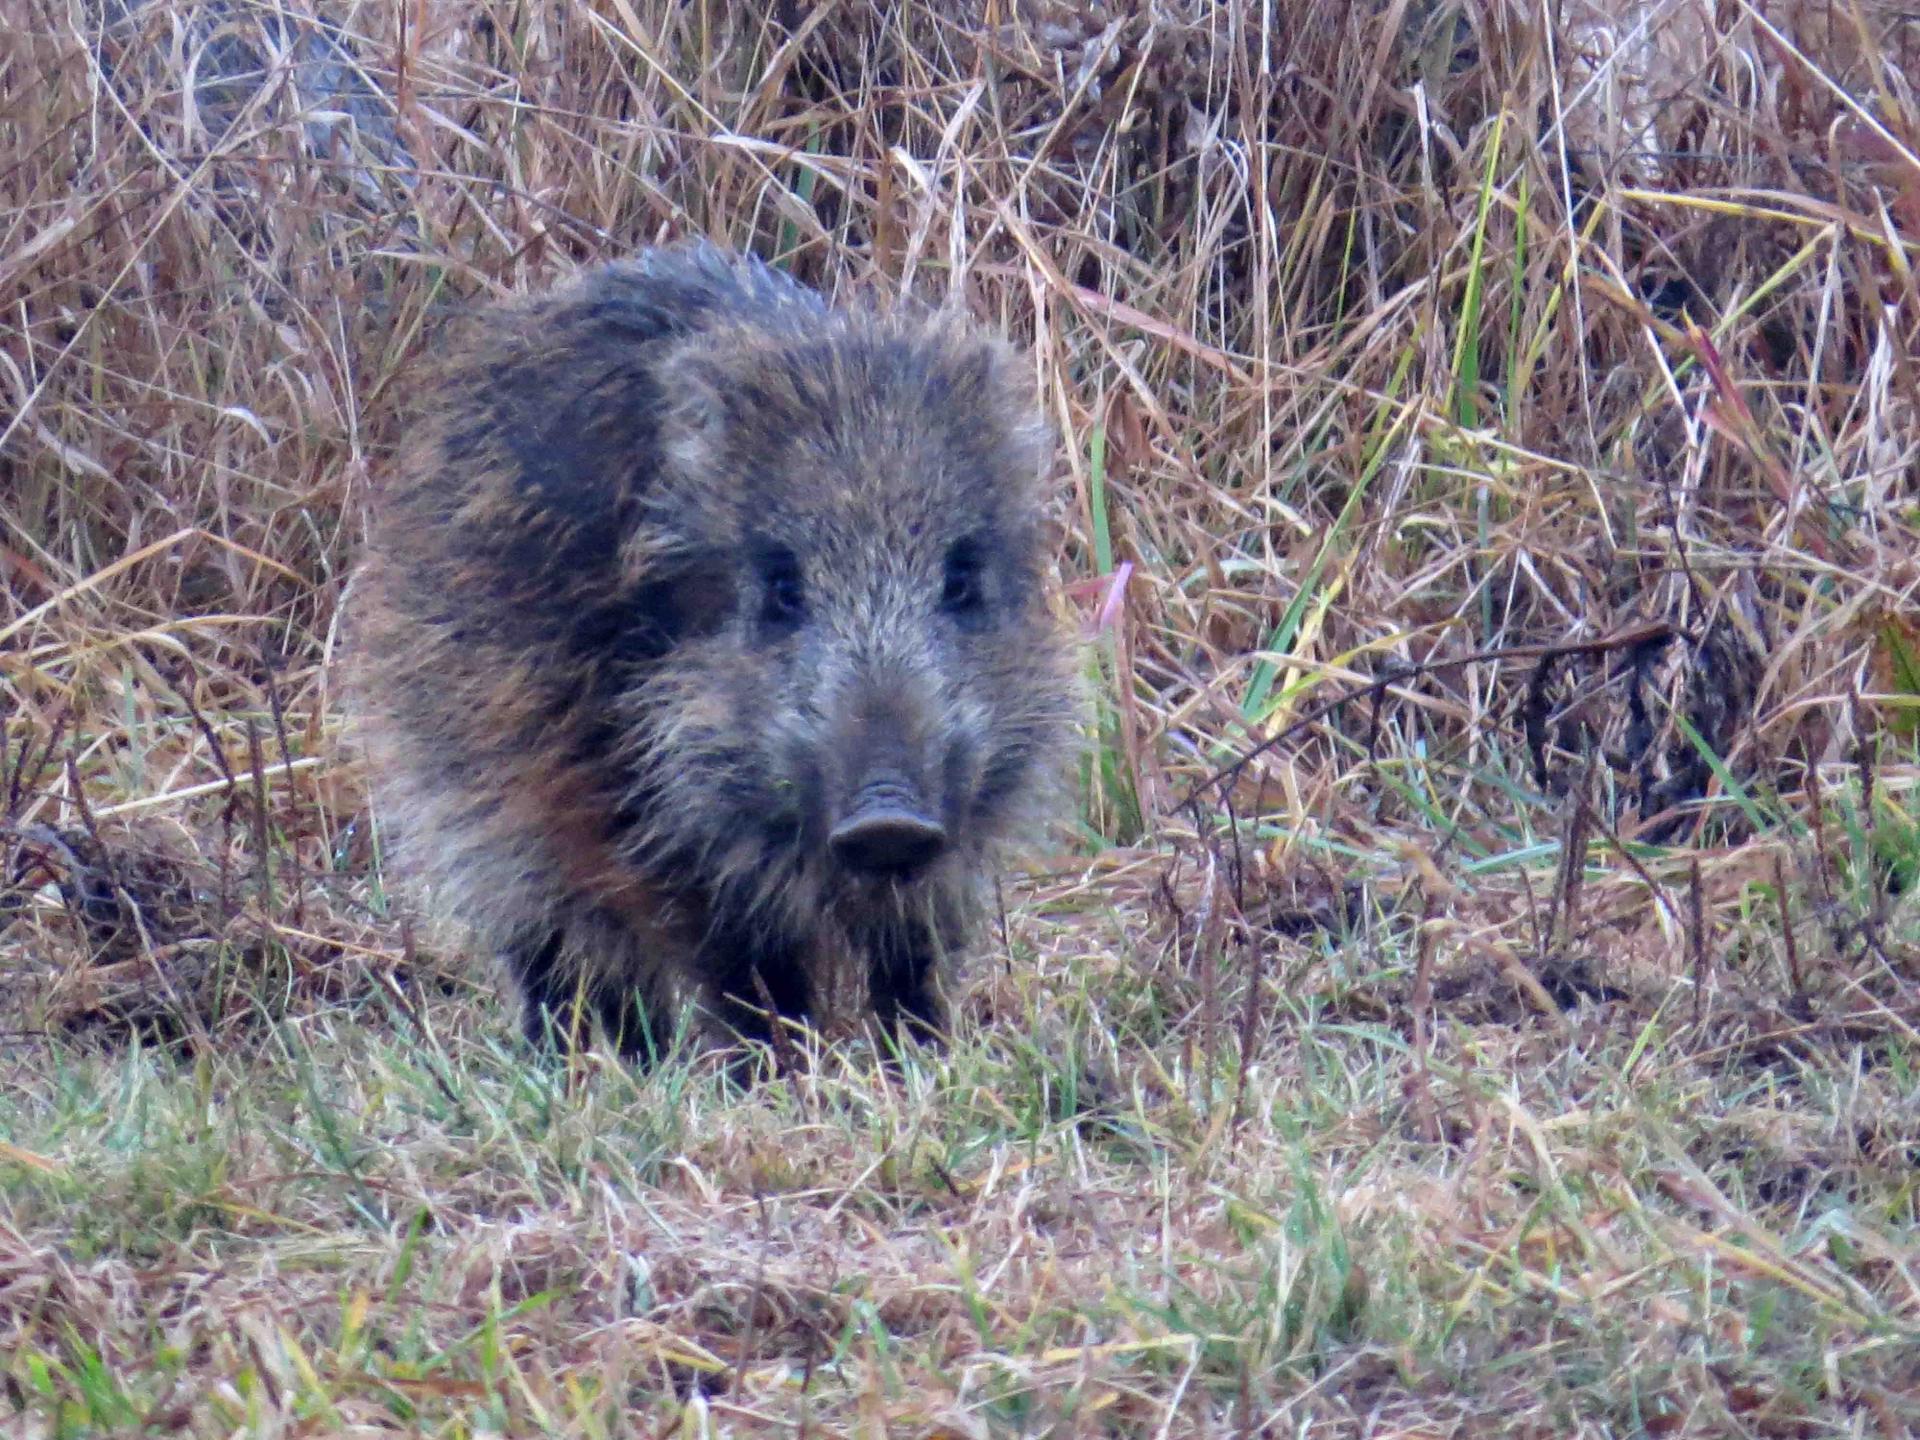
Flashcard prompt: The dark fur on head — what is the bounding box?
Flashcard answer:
[350,243,1078,1064]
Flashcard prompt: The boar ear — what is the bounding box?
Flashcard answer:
[969,333,1052,487]
[659,349,732,479]
[921,314,1051,482]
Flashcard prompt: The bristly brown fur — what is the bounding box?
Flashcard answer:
[348,241,1079,1065]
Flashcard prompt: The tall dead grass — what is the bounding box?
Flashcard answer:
[2,0,1916,1057]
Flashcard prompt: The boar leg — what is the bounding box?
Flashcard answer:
[710,932,814,1054]
[506,930,589,1054]
[865,924,948,1051]
[592,983,669,1067]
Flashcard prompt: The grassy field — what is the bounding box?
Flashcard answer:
[3,0,1918,1434]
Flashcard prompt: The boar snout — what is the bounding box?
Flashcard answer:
[824,676,952,878]
[829,781,948,876]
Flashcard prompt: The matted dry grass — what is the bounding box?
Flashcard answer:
[2,1,1917,1434]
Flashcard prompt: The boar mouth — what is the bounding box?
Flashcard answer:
[827,778,948,883]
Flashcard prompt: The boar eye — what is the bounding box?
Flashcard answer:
[756,545,806,629]
[941,538,987,619]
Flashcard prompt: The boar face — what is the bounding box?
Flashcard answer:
[616,319,1073,927]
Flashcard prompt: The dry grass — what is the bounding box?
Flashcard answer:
[3,0,1919,1434]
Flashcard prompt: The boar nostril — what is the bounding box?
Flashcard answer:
[829,808,948,876]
